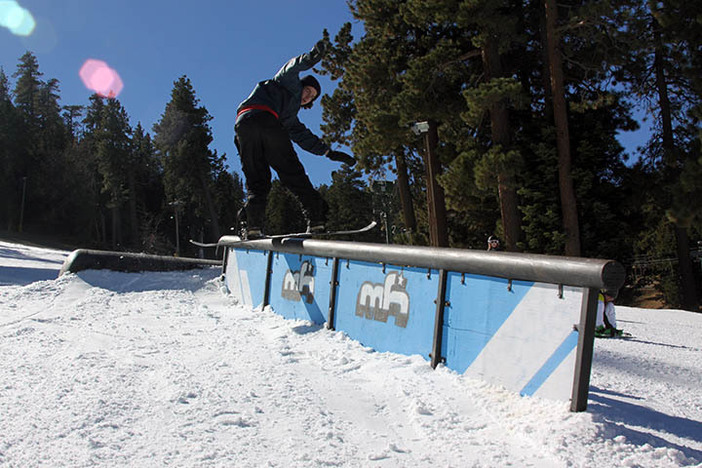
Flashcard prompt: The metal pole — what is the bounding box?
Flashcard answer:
[431,269,448,368]
[263,251,274,308]
[327,257,340,330]
[174,208,180,257]
[223,237,626,291]
[383,212,389,244]
[169,200,183,257]
[19,177,27,233]
[570,287,598,411]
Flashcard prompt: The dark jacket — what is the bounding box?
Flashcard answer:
[236,48,329,156]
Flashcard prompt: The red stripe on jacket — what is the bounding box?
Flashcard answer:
[237,104,279,120]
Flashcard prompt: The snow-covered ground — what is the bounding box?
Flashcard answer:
[0,239,700,467]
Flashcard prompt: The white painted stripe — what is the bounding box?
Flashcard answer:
[225,249,253,307]
[464,284,583,396]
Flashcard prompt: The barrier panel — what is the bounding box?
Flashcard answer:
[221,237,624,412]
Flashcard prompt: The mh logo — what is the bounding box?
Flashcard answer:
[282,261,315,303]
[355,272,410,327]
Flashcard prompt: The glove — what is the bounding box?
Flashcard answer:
[327,150,356,166]
[309,39,328,62]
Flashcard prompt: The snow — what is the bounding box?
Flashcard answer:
[0,239,700,467]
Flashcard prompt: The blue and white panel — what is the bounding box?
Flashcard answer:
[268,253,333,325]
[334,260,437,359]
[442,273,584,401]
[224,248,269,308]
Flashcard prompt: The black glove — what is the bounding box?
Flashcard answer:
[327,150,356,166]
[309,39,328,62]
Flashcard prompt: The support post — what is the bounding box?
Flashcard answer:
[327,257,340,330]
[571,287,598,411]
[221,248,229,276]
[431,269,448,368]
[262,251,274,308]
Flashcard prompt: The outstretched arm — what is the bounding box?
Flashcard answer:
[273,40,327,87]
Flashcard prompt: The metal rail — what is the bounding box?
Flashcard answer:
[218,236,625,291]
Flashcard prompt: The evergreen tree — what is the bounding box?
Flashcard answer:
[322,165,379,242]
[10,52,70,232]
[212,169,245,236]
[265,181,307,235]
[323,2,476,247]
[153,76,222,254]
[94,98,132,248]
[320,25,419,239]
[130,122,166,249]
[0,68,23,230]
[12,52,42,123]
[611,0,701,309]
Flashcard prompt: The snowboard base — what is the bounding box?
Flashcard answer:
[190,221,377,248]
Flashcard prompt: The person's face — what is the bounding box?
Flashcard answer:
[489,240,499,249]
[301,86,318,106]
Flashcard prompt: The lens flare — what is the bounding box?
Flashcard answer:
[79,59,124,98]
[0,0,35,36]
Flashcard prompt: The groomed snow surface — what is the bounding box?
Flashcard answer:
[0,240,700,467]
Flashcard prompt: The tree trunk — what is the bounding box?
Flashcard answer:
[128,171,139,247]
[394,151,416,232]
[482,35,522,251]
[653,24,699,310]
[422,120,449,247]
[544,0,581,257]
[111,205,120,249]
[200,174,221,239]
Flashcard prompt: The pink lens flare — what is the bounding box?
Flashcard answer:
[79,59,124,98]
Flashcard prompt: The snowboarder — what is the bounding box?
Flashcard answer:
[234,39,356,239]
[595,290,624,337]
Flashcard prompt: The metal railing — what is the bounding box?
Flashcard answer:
[218,236,625,291]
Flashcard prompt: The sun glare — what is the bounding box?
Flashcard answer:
[0,0,35,36]
[79,59,124,98]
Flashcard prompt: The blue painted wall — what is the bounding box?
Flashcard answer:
[268,253,332,324]
[225,247,586,403]
[334,260,437,359]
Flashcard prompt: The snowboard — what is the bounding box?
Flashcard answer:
[595,330,632,339]
[190,221,377,248]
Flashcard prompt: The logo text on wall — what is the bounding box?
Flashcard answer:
[355,272,410,327]
[282,261,315,303]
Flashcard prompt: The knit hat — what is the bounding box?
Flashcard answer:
[300,75,321,108]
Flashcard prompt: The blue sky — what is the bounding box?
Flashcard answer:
[1,0,357,186]
[2,0,650,188]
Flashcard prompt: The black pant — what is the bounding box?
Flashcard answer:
[235,112,325,229]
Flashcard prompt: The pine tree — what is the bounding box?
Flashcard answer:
[94,98,132,248]
[265,181,306,235]
[0,68,23,230]
[543,0,581,256]
[10,52,70,232]
[12,52,42,124]
[319,24,419,238]
[153,76,222,254]
[212,170,244,236]
[609,0,701,309]
[129,122,165,248]
[323,165,378,242]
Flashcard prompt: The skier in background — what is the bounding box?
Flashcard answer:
[487,235,502,251]
[234,38,356,239]
[595,290,624,337]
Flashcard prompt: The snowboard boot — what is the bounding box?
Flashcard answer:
[305,198,328,234]
[240,204,265,240]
